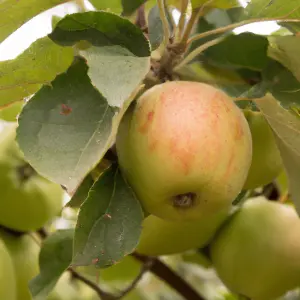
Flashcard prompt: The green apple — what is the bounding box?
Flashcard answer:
[0,123,63,231]
[210,197,300,300]
[47,273,82,300]
[0,237,17,300]
[136,209,229,256]
[77,255,141,283]
[117,81,252,221]
[243,110,283,190]
[0,229,40,300]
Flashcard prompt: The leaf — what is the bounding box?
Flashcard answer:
[89,0,122,13]
[190,7,245,49]
[30,230,74,300]
[72,165,144,268]
[245,0,300,19]
[191,0,240,10]
[254,95,300,215]
[0,101,23,122]
[0,37,74,108]
[262,60,300,109]
[16,58,116,192]
[66,174,94,208]
[122,0,146,16]
[268,36,300,82]
[0,0,70,43]
[148,4,174,50]
[205,7,245,28]
[50,11,150,108]
[204,33,269,71]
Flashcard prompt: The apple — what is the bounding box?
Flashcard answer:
[77,255,141,283]
[0,229,40,300]
[116,81,252,221]
[0,123,63,231]
[210,197,300,300]
[0,237,17,299]
[47,273,82,300]
[243,110,283,189]
[136,209,229,256]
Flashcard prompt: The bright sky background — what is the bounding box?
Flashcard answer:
[0,0,280,62]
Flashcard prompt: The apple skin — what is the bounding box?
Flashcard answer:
[136,209,229,256]
[243,110,283,190]
[77,255,141,283]
[0,229,40,300]
[0,123,63,231]
[0,237,17,300]
[117,81,252,221]
[210,197,300,300]
[47,273,82,300]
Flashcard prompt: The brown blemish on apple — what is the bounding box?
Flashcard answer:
[139,110,155,134]
[224,151,235,179]
[234,118,244,140]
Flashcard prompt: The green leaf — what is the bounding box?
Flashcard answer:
[89,0,122,13]
[191,0,240,10]
[30,230,74,300]
[72,165,144,268]
[262,60,300,109]
[204,33,269,71]
[0,37,74,108]
[148,4,174,50]
[50,11,150,107]
[255,95,300,215]
[66,174,94,208]
[0,101,23,122]
[17,58,116,192]
[122,0,146,16]
[0,0,70,43]
[205,7,245,28]
[268,36,300,82]
[245,0,300,19]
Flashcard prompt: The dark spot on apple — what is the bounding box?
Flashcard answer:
[172,192,196,209]
[139,110,155,133]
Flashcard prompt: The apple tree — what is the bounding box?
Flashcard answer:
[1,0,300,299]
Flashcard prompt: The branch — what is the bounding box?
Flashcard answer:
[75,0,87,12]
[132,253,204,300]
[157,0,170,47]
[174,36,225,71]
[180,0,215,44]
[187,18,300,46]
[135,4,147,32]
[69,267,114,300]
[176,0,189,40]
[115,258,154,299]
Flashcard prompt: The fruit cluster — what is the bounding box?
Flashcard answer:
[116,81,297,300]
[0,123,64,299]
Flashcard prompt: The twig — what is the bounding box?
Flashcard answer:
[158,0,171,47]
[176,0,189,40]
[70,259,153,300]
[187,18,300,46]
[69,267,113,300]
[234,97,254,102]
[180,7,201,44]
[115,258,154,299]
[180,0,215,44]
[75,0,87,12]
[132,253,204,300]
[135,4,147,32]
[174,36,225,71]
